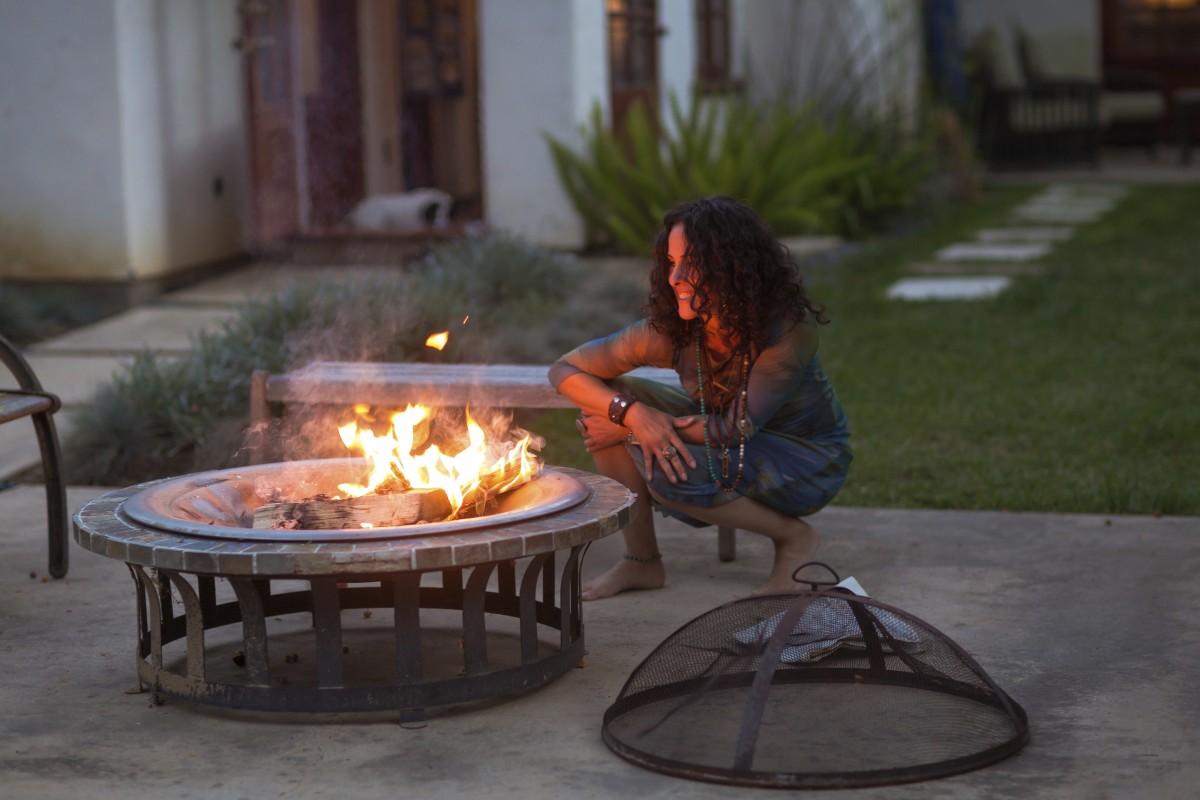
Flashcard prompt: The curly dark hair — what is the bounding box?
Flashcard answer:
[646,196,827,351]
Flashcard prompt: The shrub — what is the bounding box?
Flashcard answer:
[545,94,929,254]
[62,232,631,485]
[0,282,112,344]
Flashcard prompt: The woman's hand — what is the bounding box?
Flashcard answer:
[576,405,697,483]
[624,404,697,483]
[575,413,629,452]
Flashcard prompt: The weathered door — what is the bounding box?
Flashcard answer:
[303,0,364,230]
[239,0,299,247]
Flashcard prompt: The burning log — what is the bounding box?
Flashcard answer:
[253,488,452,530]
[250,458,536,531]
[457,458,530,519]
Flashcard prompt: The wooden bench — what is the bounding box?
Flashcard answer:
[1,334,68,578]
[249,362,737,561]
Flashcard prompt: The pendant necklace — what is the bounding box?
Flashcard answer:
[696,336,749,492]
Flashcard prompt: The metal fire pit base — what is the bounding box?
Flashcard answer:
[128,554,586,722]
[74,468,634,721]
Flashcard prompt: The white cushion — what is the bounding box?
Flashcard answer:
[1099,91,1165,125]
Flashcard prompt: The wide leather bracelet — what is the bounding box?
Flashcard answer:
[607,393,637,426]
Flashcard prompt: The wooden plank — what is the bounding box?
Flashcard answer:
[263,362,682,409]
[717,526,736,562]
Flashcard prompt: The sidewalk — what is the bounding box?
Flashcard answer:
[3,485,1198,799]
[2,235,1199,798]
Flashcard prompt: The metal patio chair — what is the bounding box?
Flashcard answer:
[1,333,68,577]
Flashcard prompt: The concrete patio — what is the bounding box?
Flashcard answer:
[2,190,1199,797]
[3,484,1198,799]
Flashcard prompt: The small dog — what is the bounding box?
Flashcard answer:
[347,188,454,232]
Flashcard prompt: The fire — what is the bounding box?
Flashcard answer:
[336,404,541,518]
[425,331,449,350]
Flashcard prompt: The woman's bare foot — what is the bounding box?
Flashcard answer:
[581,558,666,601]
[751,522,821,596]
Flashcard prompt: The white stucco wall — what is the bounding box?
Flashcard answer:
[957,0,1099,79]
[0,0,247,284]
[958,0,1097,42]
[480,0,605,249]
[658,0,697,123]
[736,0,921,130]
[0,0,129,280]
[116,0,248,280]
[480,0,705,250]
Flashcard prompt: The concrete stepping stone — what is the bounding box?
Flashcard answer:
[1023,195,1117,212]
[779,235,845,264]
[26,306,238,357]
[1011,205,1107,224]
[911,262,1045,276]
[935,243,1049,262]
[976,227,1074,242]
[885,276,1011,300]
[1042,182,1129,199]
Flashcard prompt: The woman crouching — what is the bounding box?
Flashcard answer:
[549,196,851,600]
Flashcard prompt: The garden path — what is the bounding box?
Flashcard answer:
[885,183,1128,301]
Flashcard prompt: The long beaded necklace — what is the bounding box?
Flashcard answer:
[696,336,749,492]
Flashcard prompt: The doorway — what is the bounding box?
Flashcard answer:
[239,0,482,248]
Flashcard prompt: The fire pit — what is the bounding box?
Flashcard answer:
[74,460,634,721]
[120,458,592,542]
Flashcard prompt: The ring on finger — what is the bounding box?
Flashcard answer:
[660,445,678,461]
[575,416,587,434]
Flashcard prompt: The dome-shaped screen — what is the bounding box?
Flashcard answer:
[602,568,1029,789]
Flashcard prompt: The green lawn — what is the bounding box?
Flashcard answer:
[534,183,1200,516]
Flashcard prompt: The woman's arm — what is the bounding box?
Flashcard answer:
[550,321,697,481]
[714,319,819,440]
[558,372,697,481]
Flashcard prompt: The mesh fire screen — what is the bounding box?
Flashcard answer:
[601,569,1029,789]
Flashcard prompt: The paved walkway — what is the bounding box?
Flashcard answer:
[3,486,1198,799]
[1,215,1199,798]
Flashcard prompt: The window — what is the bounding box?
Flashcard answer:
[696,0,736,92]
[608,0,658,92]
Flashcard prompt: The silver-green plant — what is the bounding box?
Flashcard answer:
[61,232,613,485]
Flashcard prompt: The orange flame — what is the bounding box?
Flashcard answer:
[425,331,449,350]
[336,404,541,517]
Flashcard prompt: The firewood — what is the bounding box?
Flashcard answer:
[457,459,534,518]
[253,488,452,530]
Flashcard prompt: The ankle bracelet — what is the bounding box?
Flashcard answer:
[623,552,662,564]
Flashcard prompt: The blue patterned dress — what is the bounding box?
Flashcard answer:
[550,317,851,525]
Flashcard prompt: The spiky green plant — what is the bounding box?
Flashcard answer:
[546,93,928,254]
